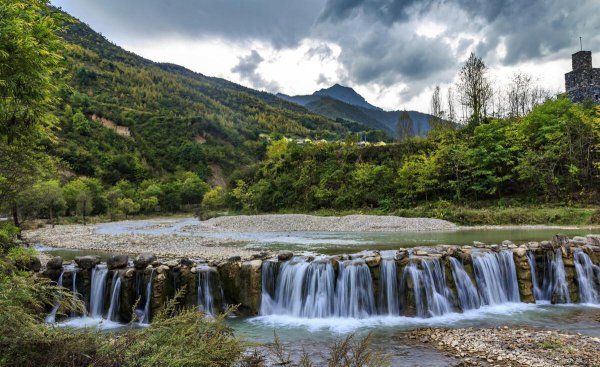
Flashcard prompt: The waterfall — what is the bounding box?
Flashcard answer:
[335,259,376,318]
[527,250,570,303]
[402,258,453,317]
[527,251,543,301]
[378,253,400,315]
[45,271,65,323]
[71,270,79,317]
[140,270,154,324]
[260,261,278,315]
[89,265,109,318]
[107,272,122,321]
[265,257,336,318]
[574,251,600,304]
[197,267,216,315]
[472,250,520,305]
[448,257,480,310]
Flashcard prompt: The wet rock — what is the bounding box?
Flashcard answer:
[46,256,64,270]
[514,247,527,257]
[365,256,380,267]
[277,251,293,261]
[473,241,485,247]
[134,253,156,269]
[107,254,128,270]
[156,264,170,274]
[227,256,242,263]
[239,259,262,314]
[541,241,553,250]
[586,234,600,246]
[74,255,100,269]
[165,260,179,267]
[180,257,194,268]
[502,240,514,247]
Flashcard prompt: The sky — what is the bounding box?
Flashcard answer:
[52,0,600,112]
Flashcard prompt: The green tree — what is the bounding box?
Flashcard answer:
[396,110,414,141]
[0,1,65,226]
[76,190,93,225]
[117,198,140,219]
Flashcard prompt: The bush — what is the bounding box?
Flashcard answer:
[0,223,19,253]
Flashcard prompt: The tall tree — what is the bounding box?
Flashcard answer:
[396,110,414,141]
[457,53,492,126]
[0,1,65,226]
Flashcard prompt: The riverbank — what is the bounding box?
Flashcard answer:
[409,326,600,366]
[22,221,260,262]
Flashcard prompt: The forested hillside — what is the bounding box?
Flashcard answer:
[50,10,353,184]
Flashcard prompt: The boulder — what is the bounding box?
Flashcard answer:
[134,253,156,270]
[502,240,514,247]
[277,251,293,261]
[107,254,129,270]
[473,241,486,247]
[180,257,195,268]
[46,256,64,270]
[227,256,242,263]
[74,255,100,269]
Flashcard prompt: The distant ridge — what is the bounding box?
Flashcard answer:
[278,85,433,138]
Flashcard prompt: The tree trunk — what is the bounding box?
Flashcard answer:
[12,203,19,228]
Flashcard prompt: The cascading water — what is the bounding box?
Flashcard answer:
[402,258,453,317]
[574,251,600,304]
[197,267,216,315]
[70,270,79,317]
[335,259,376,318]
[107,272,122,321]
[378,251,400,315]
[260,261,278,315]
[448,257,479,310]
[89,265,109,318]
[472,250,520,305]
[262,257,336,318]
[45,271,65,323]
[527,250,570,303]
[140,270,154,324]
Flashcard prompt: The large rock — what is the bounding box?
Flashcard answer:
[277,251,293,261]
[46,256,64,270]
[107,254,129,270]
[134,253,156,270]
[74,255,100,269]
[239,260,262,315]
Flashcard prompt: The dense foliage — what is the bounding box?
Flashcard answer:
[230,99,600,212]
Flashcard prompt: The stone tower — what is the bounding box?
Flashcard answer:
[565,50,600,103]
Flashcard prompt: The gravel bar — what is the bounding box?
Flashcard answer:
[191,214,457,232]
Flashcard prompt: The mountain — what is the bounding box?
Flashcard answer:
[314,84,382,110]
[50,9,355,185]
[278,86,433,138]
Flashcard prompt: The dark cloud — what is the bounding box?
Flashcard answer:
[54,0,325,48]
[231,50,279,92]
[318,0,600,65]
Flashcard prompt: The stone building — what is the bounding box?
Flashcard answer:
[565,50,600,103]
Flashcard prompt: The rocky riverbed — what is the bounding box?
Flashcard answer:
[22,223,261,261]
[409,327,600,366]
[191,214,457,232]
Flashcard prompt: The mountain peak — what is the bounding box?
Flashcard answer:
[313,84,381,111]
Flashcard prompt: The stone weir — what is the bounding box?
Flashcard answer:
[40,235,600,323]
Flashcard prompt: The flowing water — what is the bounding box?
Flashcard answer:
[448,257,479,310]
[197,267,216,315]
[574,250,600,303]
[140,270,154,324]
[89,265,109,318]
[472,250,520,305]
[527,249,571,303]
[107,272,122,322]
[45,271,64,323]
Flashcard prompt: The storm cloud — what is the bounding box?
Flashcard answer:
[53,0,600,106]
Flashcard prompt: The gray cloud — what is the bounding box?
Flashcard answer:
[54,0,600,103]
[54,0,325,48]
[231,50,280,92]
